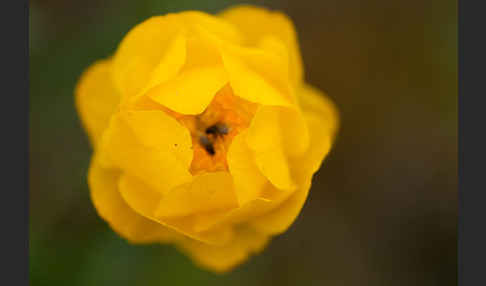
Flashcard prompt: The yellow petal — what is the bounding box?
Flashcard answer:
[279,107,310,157]
[88,153,176,243]
[184,30,223,69]
[112,16,184,98]
[227,131,268,205]
[292,114,335,181]
[250,103,337,235]
[295,84,338,180]
[224,40,294,99]
[257,35,289,63]
[193,198,273,233]
[254,150,296,191]
[187,15,295,106]
[193,183,294,233]
[101,112,192,194]
[221,48,293,107]
[112,11,243,100]
[249,180,312,236]
[245,106,280,150]
[75,59,119,147]
[119,110,193,168]
[246,106,296,190]
[146,66,228,114]
[155,172,238,218]
[142,33,187,94]
[118,174,235,246]
[177,225,270,273]
[219,5,303,85]
[178,11,242,44]
[118,173,161,217]
[297,84,340,136]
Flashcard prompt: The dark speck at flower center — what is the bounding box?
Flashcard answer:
[199,135,215,155]
[205,123,229,136]
[199,123,229,156]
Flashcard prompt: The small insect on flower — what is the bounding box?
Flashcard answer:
[199,134,216,155]
[199,123,229,155]
[205,123,230,136]
[75,5,339,273]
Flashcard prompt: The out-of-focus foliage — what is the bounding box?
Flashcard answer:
[29,0,456,285]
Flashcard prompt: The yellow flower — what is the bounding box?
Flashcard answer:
[75,5,338,273]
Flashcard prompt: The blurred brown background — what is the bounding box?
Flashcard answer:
[29,0,457,285]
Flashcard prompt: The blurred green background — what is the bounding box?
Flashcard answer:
[29,0,457,285]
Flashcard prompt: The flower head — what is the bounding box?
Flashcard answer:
[75,5,338,272]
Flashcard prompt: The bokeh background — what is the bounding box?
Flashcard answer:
[29,0,457,285]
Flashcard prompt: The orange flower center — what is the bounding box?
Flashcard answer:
[164,84,257,175]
